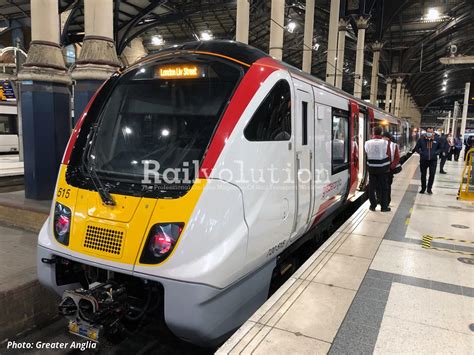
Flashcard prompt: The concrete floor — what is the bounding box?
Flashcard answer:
[219,156,474,354]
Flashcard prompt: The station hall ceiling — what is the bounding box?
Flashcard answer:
[0,0,473,124]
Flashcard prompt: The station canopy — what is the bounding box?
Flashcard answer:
[0,0,472,125]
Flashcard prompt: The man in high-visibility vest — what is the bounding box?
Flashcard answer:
[364,126,392,212]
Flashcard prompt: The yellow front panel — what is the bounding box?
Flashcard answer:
[54,165,207,266]
[70,189,156,265]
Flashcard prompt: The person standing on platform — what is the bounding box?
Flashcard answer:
[365,126,391,212]
[438,133,450,174]
[453,135,463,161]
[447,133,454,161]
[413,127,441,194]
[465,135,474,161]
[383,132,400,206]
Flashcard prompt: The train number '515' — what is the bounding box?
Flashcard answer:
[57,188,71,199]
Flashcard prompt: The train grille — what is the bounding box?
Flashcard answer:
[84,225,124,257]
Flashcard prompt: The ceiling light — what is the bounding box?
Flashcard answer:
[200,30,213,41]
[442,79,447,85]
[287,22,296,33]
[442,86,447,92]
[151,35,164,46]
[426,8,440,21]
[444,73,448,78]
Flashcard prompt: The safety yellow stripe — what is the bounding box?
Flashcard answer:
[424,234,474,244]
[421,235,474,256]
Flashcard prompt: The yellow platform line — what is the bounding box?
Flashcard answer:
[428,247,474,257]
[421,235,474,256]
[423,234,474,244]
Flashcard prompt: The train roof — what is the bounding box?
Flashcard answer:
[137,40,269,68]
[132,40,408,126]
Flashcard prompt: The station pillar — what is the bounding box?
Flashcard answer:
[335,18,349,89]
[460,82,471,142]
[353,16,369,99]
[402,90,408,117]
[325,0,340,85]
[446,111,452,133]
[407,92,411,117]
[269,0,285,60]
[302,0,315,73]
[236,0,250,44]
[18,0,71,200]
[391,83,396,115]
[394,77,403,117]
[384,77,392,113]
[369,41,382,105]
[71,0,120,124]
[121,37,148,66]
[399,84,405,117]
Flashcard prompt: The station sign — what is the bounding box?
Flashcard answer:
[0,80,16,102]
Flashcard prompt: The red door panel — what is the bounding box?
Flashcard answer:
[349,100,360,196]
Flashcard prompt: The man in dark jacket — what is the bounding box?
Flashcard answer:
[438,133,450,174]
[413,128,442,194]
[465,135,474,161]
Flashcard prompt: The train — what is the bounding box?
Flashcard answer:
[37,40,417,346]
[0,104,19,153]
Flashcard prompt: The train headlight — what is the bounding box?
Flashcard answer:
[140,223,184,264]
[54,202,71,246]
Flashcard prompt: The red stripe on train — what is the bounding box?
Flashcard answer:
[199,57,283,178]
[61,82,107,165]
[311,196,338,227]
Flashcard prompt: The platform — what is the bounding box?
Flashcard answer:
[0,225,58,344]
[0,191,49,232]
[218,155,474,354]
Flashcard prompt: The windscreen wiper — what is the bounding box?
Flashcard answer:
[87,163,116,206]
[81,123,116,206]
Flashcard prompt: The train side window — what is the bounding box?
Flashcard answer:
[0,114,17,135]
[302,101,308,145]
[331,109,349,174]
[244,80,291,141]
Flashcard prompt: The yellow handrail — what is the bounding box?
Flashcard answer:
[458,148,474,201]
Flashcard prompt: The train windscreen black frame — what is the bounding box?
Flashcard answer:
[83,57,243,186]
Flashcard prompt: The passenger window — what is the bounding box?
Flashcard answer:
[0,114,17,135]
[332,109,349,174]
[302,101,308,145]
[244,80,291,141]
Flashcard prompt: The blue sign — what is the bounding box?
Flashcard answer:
[0,80,16,101]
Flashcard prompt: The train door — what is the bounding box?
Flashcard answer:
[348,101,360,196]
[290,81,314,240]
[358,110,366,188]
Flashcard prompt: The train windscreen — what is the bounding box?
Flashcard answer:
[86,59,242,185]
